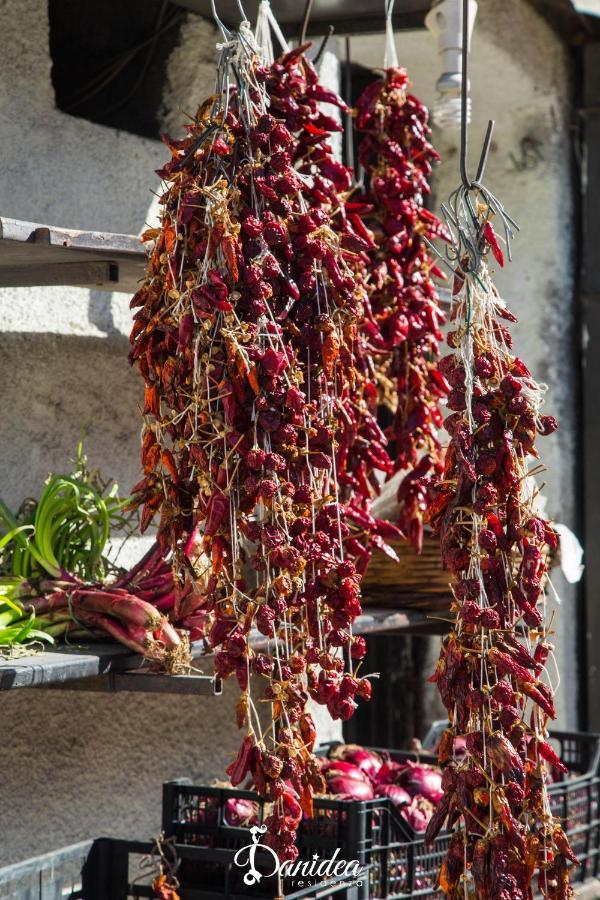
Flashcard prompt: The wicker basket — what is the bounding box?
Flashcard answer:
[360,536,452,613]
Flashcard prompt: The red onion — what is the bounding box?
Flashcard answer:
[330,744,383,779]
[373,760,406,785]
[453,736,467,757]
[327,775,374,801]
[401,796,435,832]
[396,762,443,803]
[224,797,259,827]
[321,760,370,782]
[375,783,411,808]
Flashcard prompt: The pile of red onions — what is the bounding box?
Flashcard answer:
[321,743,442,833]
[26,541,191,670]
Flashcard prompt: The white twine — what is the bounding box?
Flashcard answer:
[383,0,399,70]
[266,3,290,54]
[254,1,275,63]
[254,0,290,64]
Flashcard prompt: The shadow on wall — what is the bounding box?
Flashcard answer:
[88,290,121,336]
[0,680,243,866]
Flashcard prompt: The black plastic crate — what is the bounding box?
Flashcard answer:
[87,838,362,900]
[162,777,447,899]
[0,840,90,900]
[0,838,360,900]
[163,730,600,900]
[162,782,384,899]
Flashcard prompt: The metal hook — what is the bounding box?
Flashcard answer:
[313,25,335,66]
[460,0,494,190]
[235,0,249,24]
[300,0,314,44]
[210,0,231,41]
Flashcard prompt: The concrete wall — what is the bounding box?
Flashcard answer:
[0,0,578,866]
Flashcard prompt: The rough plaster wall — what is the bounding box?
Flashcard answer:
[353,0,578,728]
[0,333,140,512]
[159,13,219,137]
[1,680,243,866]
[0,0,164,386]
[0,0,162,232]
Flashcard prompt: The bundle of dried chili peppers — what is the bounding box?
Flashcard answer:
[355,67,449,553]
[129,27,397,859]
[262,41,400,578]
[423,191,575,899]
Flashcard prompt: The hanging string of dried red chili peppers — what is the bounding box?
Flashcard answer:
[262,42,401,579]
[354,67,449,554]
[129,26,393,860]
[423,187,575,899]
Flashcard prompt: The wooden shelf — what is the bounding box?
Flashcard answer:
[173,0,599,42]
[350,606,447,635]
[0,642,219,695]
[248,606,447,654]
[0,603,444,694]
[0,217,146,294]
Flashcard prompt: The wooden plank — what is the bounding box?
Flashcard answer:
[0,644,145,690]
[248,607,445,653]
[172,0,600,40]
[0,639,206,691]
[582,43,600,732]
[0,260,116,288]
[0,217,146,294]
[42,671,222,695]
[0,598,444,694]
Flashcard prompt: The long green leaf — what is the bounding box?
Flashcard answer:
[0,523,34,551]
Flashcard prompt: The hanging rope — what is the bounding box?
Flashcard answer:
[255,1,275,63]
[255,0,290,64]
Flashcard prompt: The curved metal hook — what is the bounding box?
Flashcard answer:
[210,0,231,41]
[460,0,494,190]
[235,0,249,24]
[300,0,314,44]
